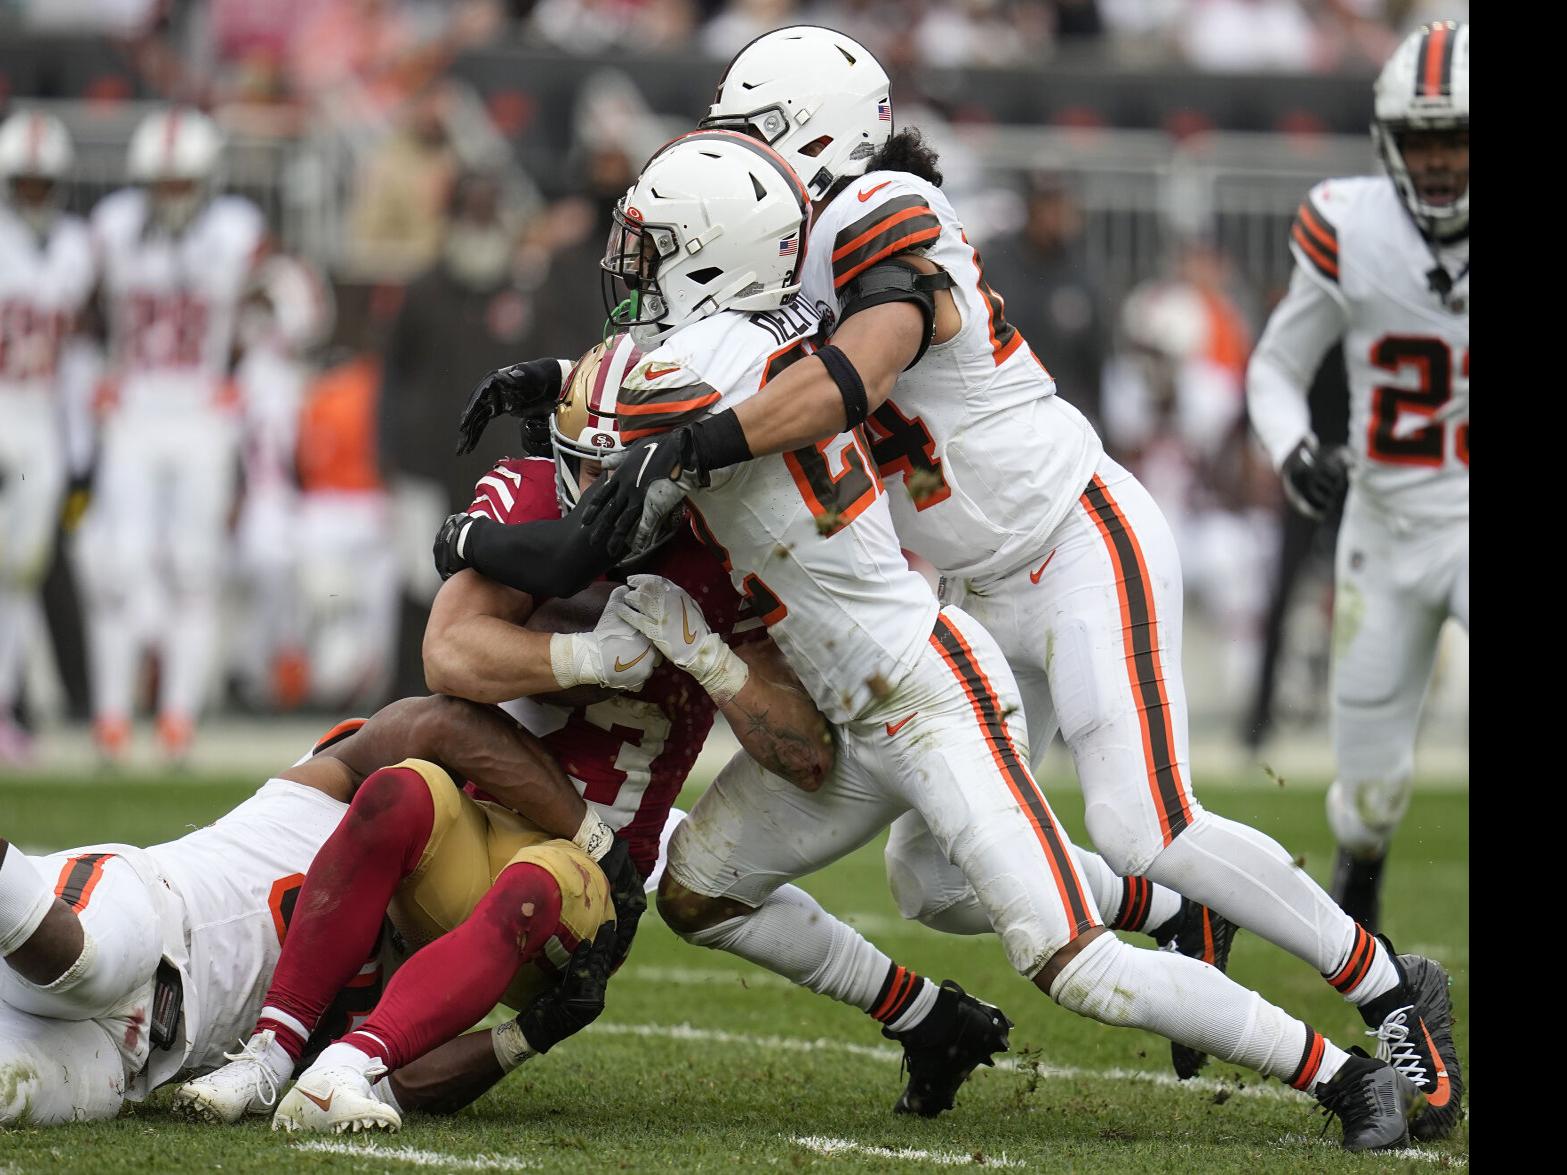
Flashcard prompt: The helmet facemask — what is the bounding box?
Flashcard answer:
[601,200,679,343]
[6,174,61,235]
[1373,120,1469,241]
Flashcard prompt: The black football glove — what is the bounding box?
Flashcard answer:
[596,836,647,971]
[578,429,695,561]
[1280,438,1350,520]
[433,511,489,581]
[514,922,618,1055]
[455,359,567,456]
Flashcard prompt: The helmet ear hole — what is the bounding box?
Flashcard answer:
[800,136,832,158]
[688,267,725,285]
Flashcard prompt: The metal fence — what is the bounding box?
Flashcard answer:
[23,99,1376,304]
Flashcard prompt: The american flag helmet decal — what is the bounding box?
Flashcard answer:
[778,235,798,256]
[877,100,892,122]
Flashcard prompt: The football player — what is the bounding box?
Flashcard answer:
[441,131,1426,1151]
[80,107,268,763]
[0,111,96,762]
[1246,22,1468,942]
[439,333,1221,1120]
[0,693,632,1126]
[458,26,1462,1140]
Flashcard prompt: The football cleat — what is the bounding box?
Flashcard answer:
[1362,951,1464,1141]
[172,1030,289,1124]
[272,1059,400,1134]
[883,980,1012,1117]
[1314,1047,1424,1152]
[1153,898,1238,1080]
[1331,849,1386,934]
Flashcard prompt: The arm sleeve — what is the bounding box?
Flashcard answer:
[1246,264,1350,470]
[464,476,617,598]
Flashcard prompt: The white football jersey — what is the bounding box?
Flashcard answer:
[798,171,1103,579]
[620,304,938,724]
[1250,176,1469,521]
[124,778,346,1091]
[92,188,264,414]
[0,204,95,401]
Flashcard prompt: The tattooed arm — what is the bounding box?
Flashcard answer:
[721,636,835,792]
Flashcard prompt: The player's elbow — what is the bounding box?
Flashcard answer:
[421,629,493,702]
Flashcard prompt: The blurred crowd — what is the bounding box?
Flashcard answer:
[6,0,1463,90]
[1,0,1446,766]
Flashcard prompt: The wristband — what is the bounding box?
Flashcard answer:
[572,808,617,862]
[548,633,595,689]
[686,640,750,708]
[493,1018,537,1072]
[689,410,753,475]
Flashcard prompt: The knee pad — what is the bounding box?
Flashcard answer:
[482,863,563,959]
[883,841,990,935]
[1326,774,1413,856]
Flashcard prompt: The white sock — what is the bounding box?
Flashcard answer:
[681,884,938,1031]
[0,847,54,956]
[371,1074,402,1112]
[310,1039,380,1076]
[247,1029,297,1086]
[1069,847,1183,935]
[1049,933,1348,1093]
[1144,811,1399,1003]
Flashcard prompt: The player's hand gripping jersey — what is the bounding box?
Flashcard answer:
[465,455,756,874]
[799,172,1103,579]
[617,304,938,724]
[1250,177,1469,522]
[92,187,264,414]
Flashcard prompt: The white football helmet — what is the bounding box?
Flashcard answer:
[1373,21,1469,240]
[0,110,74,232]
[127,107,224,232]
[602,129,810,347]
[701,25,892,201]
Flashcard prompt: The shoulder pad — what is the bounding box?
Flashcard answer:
[617,356,722,444]
[830,183,942,294]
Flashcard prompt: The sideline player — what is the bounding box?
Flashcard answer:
[82,107,266,763]
[1246,22,1468,941]
[0,111,96,761]
[444,130,1425,1151]
[0,693,627,1126]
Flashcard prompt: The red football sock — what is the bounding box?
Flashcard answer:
[255,765,435,1059]
[340,862,563,1071]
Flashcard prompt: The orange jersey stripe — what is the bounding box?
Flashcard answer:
[1291,224,1340,280]
[616,392,721,417]
[832,204,938,262]
[833,227,943,289]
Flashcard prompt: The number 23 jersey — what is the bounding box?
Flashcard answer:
[1257,175,1469,521]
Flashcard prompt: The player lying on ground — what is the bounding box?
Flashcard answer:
[0,694,632,1126]
[436,131,1431,1152]
[1246,21,1468,936]
[441,333,1241,1116]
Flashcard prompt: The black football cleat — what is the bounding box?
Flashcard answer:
[1358,951,1464,1142]
[1314,1047,1423,1152]
[1152,898,1238,1079]
[1331,848,1386,933]
[883,980,1012,1117]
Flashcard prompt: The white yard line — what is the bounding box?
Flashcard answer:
[792,1135,1023,1168]
[623,964,791,988]
[291,1141,534,1170]
[588,1022,1304,1104]
[1273,1134,1466,1167]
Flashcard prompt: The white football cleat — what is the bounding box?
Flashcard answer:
[272,1060,400,1134]
[172,1030,289,1124]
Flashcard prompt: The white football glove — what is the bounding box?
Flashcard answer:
[549,584,662,691]
[612,574,749,706]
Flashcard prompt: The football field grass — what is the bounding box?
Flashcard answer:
[1,771,1468,1173]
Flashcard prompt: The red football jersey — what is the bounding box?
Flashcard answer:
[466,457,757,874]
